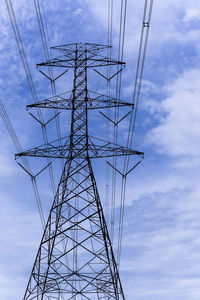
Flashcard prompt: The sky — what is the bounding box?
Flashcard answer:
[1,0,200,299]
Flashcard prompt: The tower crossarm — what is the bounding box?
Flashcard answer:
[26,90,134,110]
[37,42,125,69]
[37,57,125,69]
[15,135,144,160]
[51,42,111,53]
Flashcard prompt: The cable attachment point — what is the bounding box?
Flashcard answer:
[106,157,144,178]
[143,22,149,27]
[28,111,61,127]
[99,110,131,126]
[93,68,123,81]
[17,161,52,180]
[38,69,68,82]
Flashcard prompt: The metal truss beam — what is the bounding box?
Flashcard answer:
[16,135,143,160]
[26,90,133,111]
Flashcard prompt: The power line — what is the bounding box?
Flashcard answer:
[117,0,154,267]
[105,0,113,231]
[33,0,64,172]
[0,98,45,228]
[111,0,127,244]
[6,0,56,196]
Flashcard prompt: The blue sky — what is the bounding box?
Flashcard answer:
[1,0,200,299]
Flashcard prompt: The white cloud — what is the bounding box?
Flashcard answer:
[183,8,200,23]
[118,186,200,299]
[73,8,83,16]
[147,69,200,157]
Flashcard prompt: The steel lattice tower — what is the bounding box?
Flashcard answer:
[17,43,143,299]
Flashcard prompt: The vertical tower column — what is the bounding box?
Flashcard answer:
[70,44,88,154]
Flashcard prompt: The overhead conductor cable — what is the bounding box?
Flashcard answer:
[6,0,56,196]
[117,0,154,267]
[0,99,45,228]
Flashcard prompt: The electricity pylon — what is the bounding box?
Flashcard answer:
[17,43,143,299]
